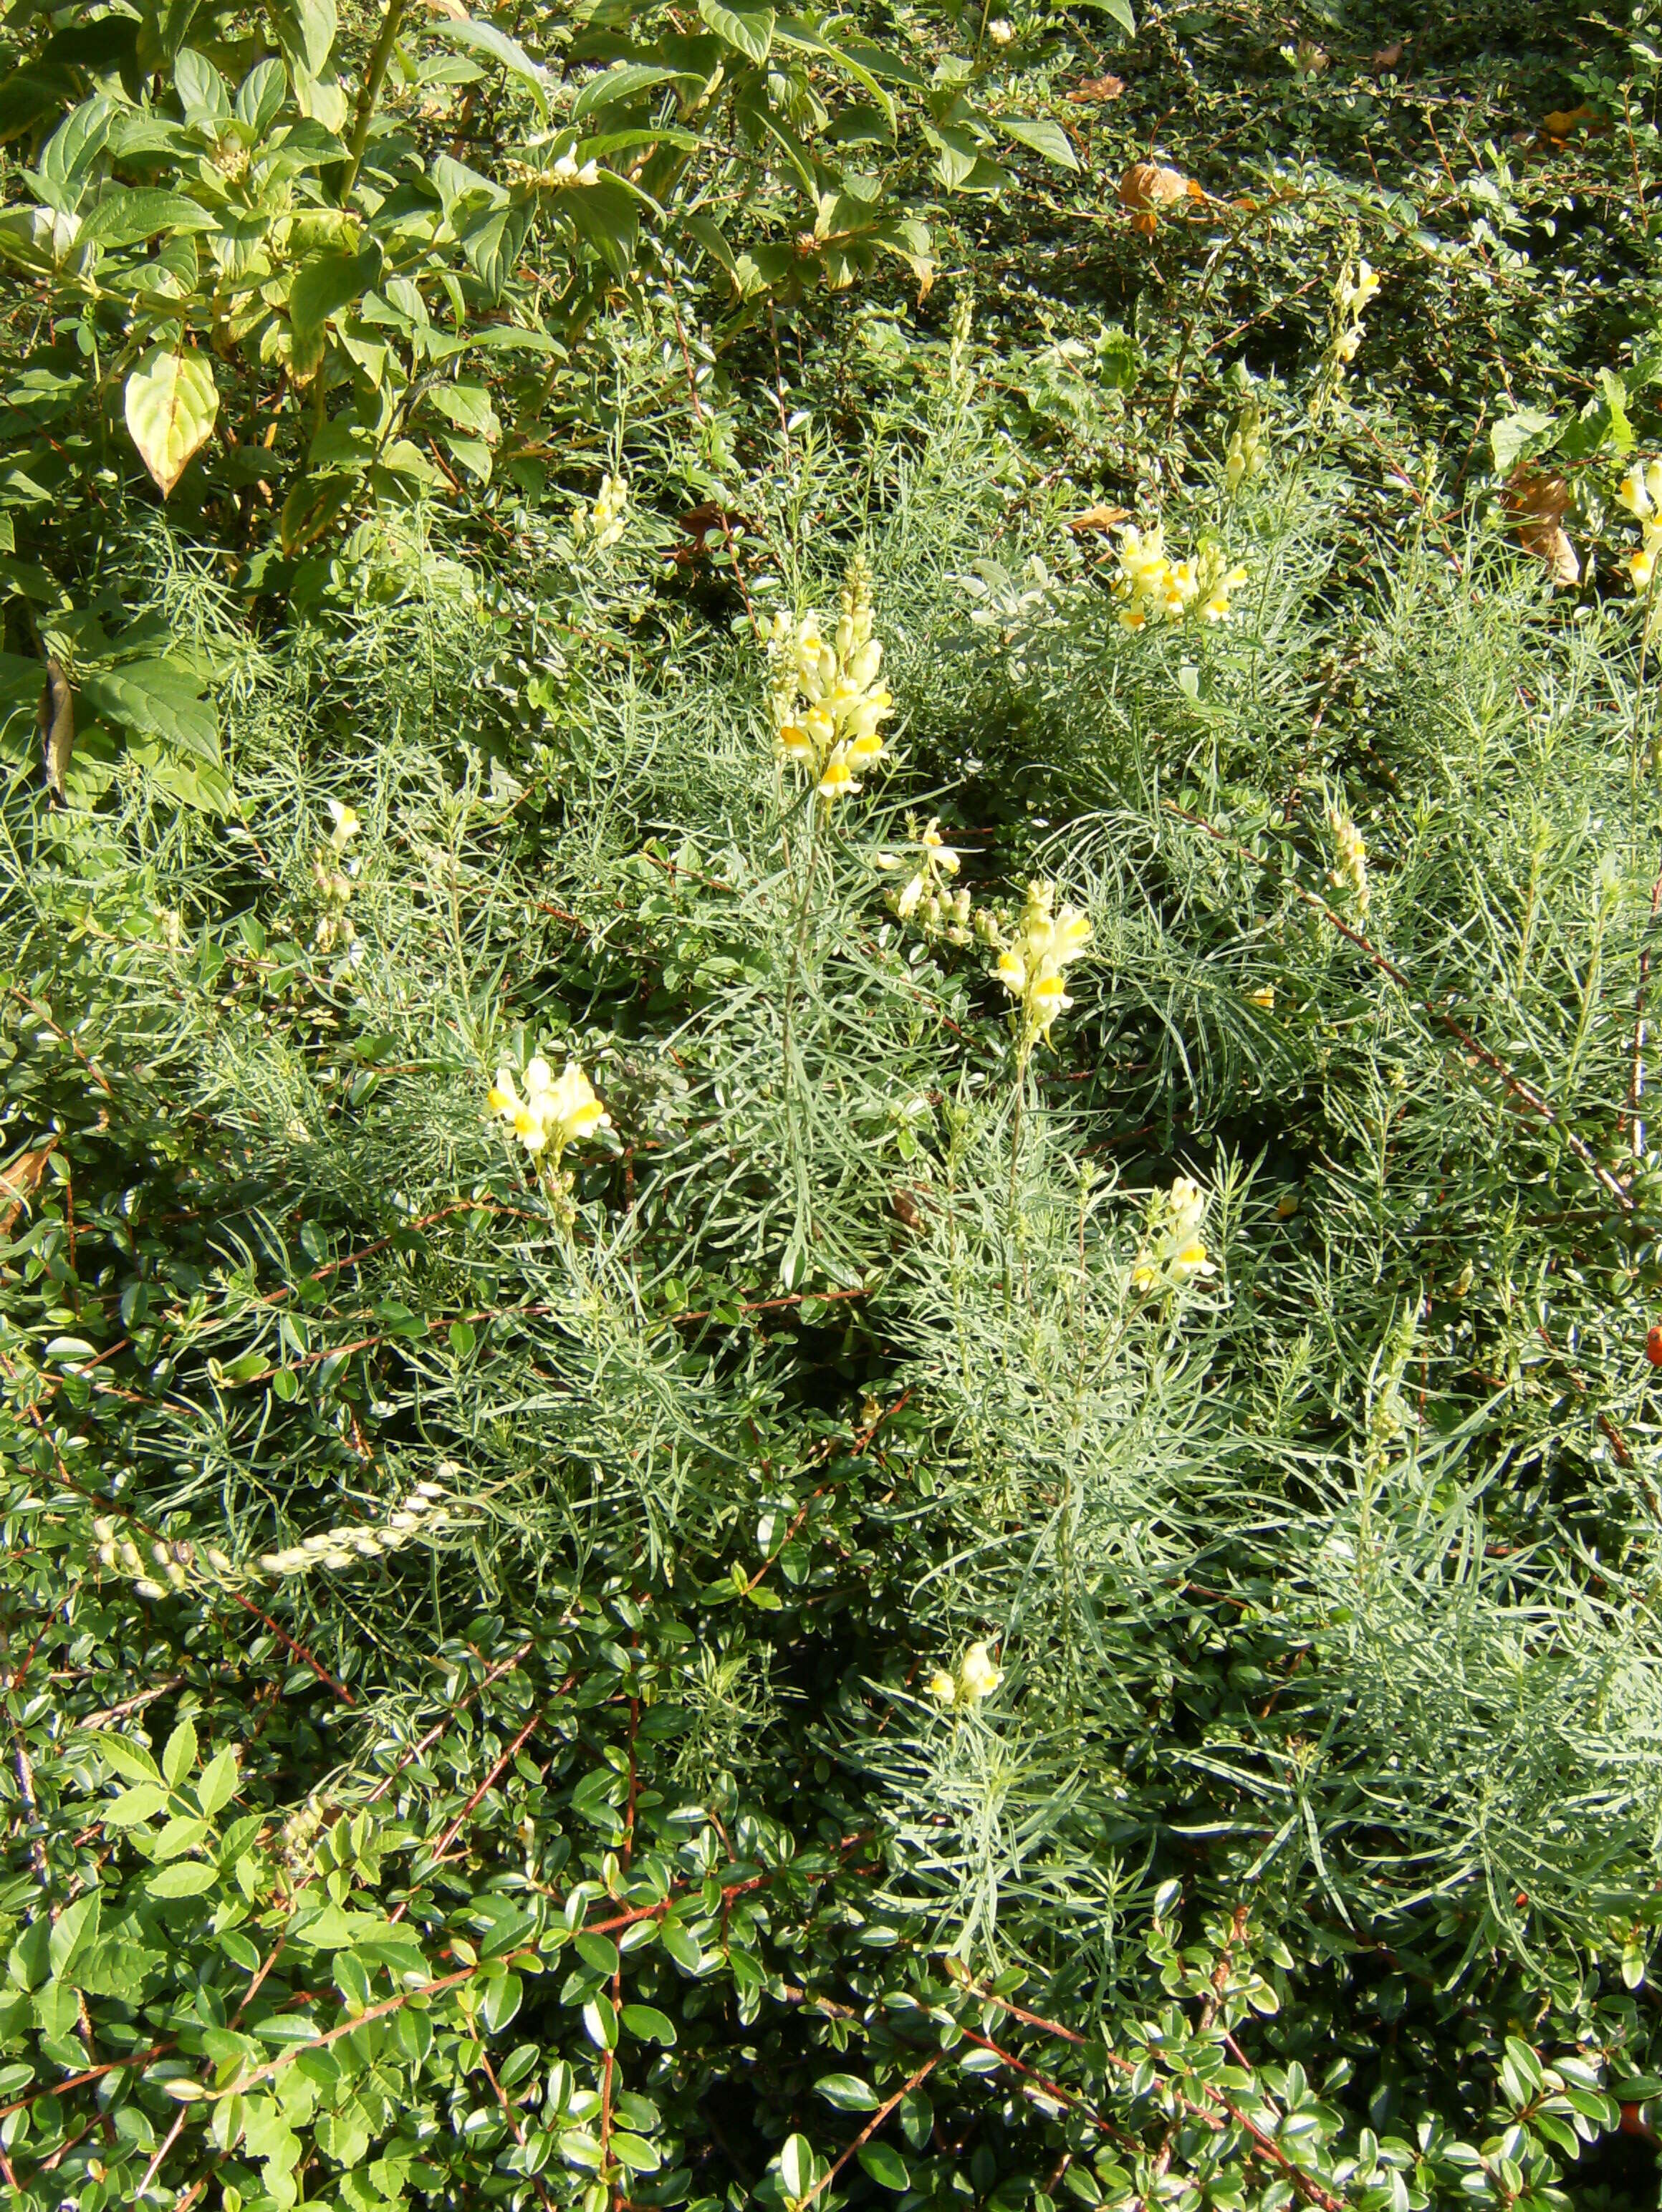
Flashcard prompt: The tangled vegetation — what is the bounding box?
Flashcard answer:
[6,0,1662,2208]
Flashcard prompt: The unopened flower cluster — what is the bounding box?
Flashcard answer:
[1332,259,1380,367]
[990,879,1092,1054]
[261,1481,452,1577]
[489,1054,610,1163]
[1616,460,1662,593]
[573,471,627,552]
[1131,1175,1216,1293]
[1225,401,1267,492]
[1327,802,1370,915]
[767,555,893,803]
[928,1640,1002,1708]
[879,817,972,943]
[93,1519,232,1602]
[312,798,360,956]
[1114,524,1246,630]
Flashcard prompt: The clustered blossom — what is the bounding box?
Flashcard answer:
[1114,523,1247,630]
[928,1640,1003,1707]
[1327,802,1370,915]
[1131,1174,1216,1293]
[767,556,894,804]
[1332,259,1380,367]
[573,471,627,552]
[878,817,972,943]
[990,879,1092,1053]
[489,1054,610,1163]
[261,1481,451,1578]
[1616,459,1662,593]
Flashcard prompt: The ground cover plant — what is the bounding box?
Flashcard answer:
[6,0,1662,2208]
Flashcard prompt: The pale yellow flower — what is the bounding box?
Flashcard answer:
[767,557,893,804]
[958,1641,1002,1703]
[489,1055,610,1163]
[928,1669,958,1705]
[991,880,1092,1054]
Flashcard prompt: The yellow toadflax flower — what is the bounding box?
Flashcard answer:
[1330,259,1380,374]
[927,1669,959,1706]
[1114,524,1246,631]
[489,1054,610,1165]
[1131,1173,1219,1294]
[767,556,894,804]
[1326,802,1370,915]
[957,1641,1002,1703]
[574,471,628,552]
[990,879,1092,1057]
[1616,458,1662,595]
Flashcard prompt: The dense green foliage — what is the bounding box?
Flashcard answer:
[7,1,1662,2210]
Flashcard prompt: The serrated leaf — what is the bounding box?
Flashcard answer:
[162,1717,198,1789]
[196,1746,239,1818]
[124,347,218,498]
[48,1893,100,1982]
[85,1730,162,1785]
[103,1781,169,1826]
[698,0,774,62]
[998,115,1077,168]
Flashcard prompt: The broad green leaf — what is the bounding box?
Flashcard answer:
[81,659,219,764]
[234,58,288,135]
[1489,408,1557,476]
[779,2135,815,2201]
[85,1730,162,1785]
[48,1893,100,1982]
[858,2143,910,2191]
[574,62,683,119]
[148,1860,218,1898]
[433,19,550,116]
[196,1746,240,1818]
[34,96,113,214]
[80,188,218,249]
[124,347,218,498]
[163,1717,198,1789]
[1069,0,1135,27]
[611,2132,663,2172]
[659,1917,703,1972]
[290,246,382,373]
[998,115,1077,169]
[481,1972,523,2032]
[698,0,774,63]
[174,47,230,122]
[620,2004,677,2044]
[104,1781,170,1825]
[575,1931,620,1976]
[279,0,337,78]
[816,2072,880,2110]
